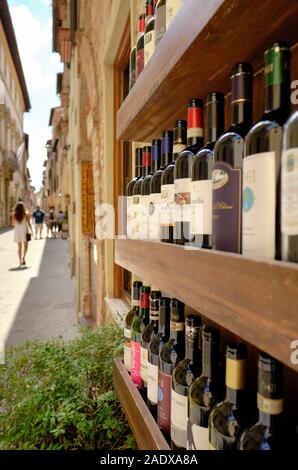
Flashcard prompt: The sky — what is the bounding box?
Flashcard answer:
[8,0,63,190]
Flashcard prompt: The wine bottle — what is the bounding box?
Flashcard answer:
[136,14,146,79]
[132,148,145,240]
[174,99,204,245]
[171,315,202,450]
[150,131,173,241]
[141,290,161,398]
[281,110,298,262]
[131,285,150,389]
[187,327,220,450]
[127,148,143,238]
[209,342,247,450]
[213,63,253,253]
[149,139,162,240]
[155,0,166,47]
[148,296,171,418]
[166,0,182,30]
[123,280,142,373]
[158,299,185,438]
[160,120,187,243]
[243,43,290,260]
[129,45,136,91]
[144,1,156,66]
[139,146,152,240]
[239,352,283,450]
[191,92,224,248]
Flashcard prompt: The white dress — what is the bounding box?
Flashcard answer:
[14,218,28,243]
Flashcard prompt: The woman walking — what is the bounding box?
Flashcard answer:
[13,202,32,268]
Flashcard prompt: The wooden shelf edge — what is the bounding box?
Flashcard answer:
[113,357,170,450]
[115,238,298,372]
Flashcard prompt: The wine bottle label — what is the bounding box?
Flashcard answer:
[155,4,166,46]
[212,161,242,253]
[171,389,188,448]
[187,107,203,139]
[187,423,209,450]
[132,299,139,307]
[281,148,298,235]
[147,362,159,404]
[136,47,144,78]
[257,393,284,415]
[131,341,141,387]
[190,180,212,235]
[150,309,159,321]
[132,196,141,239]
[173,143,186,155]
[124,343,131,371]
[124,327,131,340]
[242,152,276,259]
[127,195,133,238]
[139,195,150,240]
[174,178,191,222]
[141,346,149,383]
[144,30,156,66]
[226,358,246,390]
[157,371,172,434]
[149,193,161,240]
[160,184,175,226]
[170,321,184,332]
[166,0,182,29]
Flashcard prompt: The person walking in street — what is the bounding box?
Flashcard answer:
[57,210,64,236]
[32,206,45,239]
[48,207,56,238]
[13,202,33,268]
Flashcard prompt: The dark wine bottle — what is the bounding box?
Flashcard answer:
[239,352,283,450]
[209,342,247,450]
[149,139,162,240]
[213,63,253,253]
[136,14,146,79]
[174,99,204,245]
[141,290,161,397]
[129,45,136,91]
[243,43,290,260]
[155,0,166,47]
[127,148,143,238]
[144,1,155,66]
[131,285,150,389]
[139,146,152,240]
[158,299,185,438]
[191,92,224,248]
[171,315,202,450]
[147,297,171,418]
[281,110,298,262]
[187,327,220,450]
[123,280,142,373]
[160,120,187,243]
[150,131,173,241]
[132,148,145,239]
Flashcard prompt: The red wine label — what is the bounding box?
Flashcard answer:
[187,107,203,139]
[139,17,145,33]
[158,371,172,434]
[140,292,150,308]
[131,341,141,387]
[136,48,144,78]
[212,162,242,253]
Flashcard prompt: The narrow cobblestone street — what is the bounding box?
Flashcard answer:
[0,229,79,350]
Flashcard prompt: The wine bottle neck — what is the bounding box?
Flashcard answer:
[206,99,224,145]
[231,100,252,129]
[265,83,290,118]
[170,329,185,344]
[226,387,246,406]
[185,345,201,362]
[202,341,220,379]
[258,411,282,428]
[135,166,142,178]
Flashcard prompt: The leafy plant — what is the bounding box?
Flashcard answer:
[0,325,136,450]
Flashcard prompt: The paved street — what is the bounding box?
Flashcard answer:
[0,228,79,351]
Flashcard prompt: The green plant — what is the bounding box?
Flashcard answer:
[0,325,136,450]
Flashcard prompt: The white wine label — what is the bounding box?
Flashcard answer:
[141,347,149,383]
[257,393,284,415]
[160,184,175,226]
[174,178,191,223]
[132,196,141,239]
[173,143,186,155]
[281,148,298,235]
[149,193,161,240]
[144,30,156,66]
[124,344,131,371]
[166,0,182,29]
[126,196,134,238]
[147,362,159,404]
[170,321,185,332]
[187,127,203,139]
[155,4,166,46]
[187,423,209,450]
[124,327,131,340]
[242,152,276,260]
[190,179,212,235]
[171,389,188,448]
[139,195,150,240]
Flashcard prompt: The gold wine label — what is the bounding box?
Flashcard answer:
[226,358,246,390]
[208,442,217,450]
[170,321,184,332]
[257,393,284,415]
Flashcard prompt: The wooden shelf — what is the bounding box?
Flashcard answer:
[115,239,298,372]
[117,0,298,142]
[113,358,170,450]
